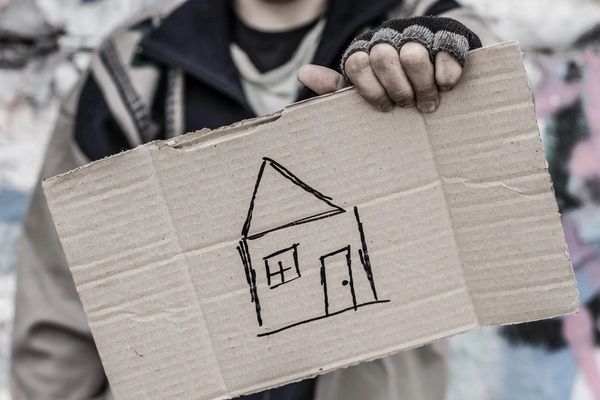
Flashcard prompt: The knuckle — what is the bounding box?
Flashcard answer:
[358,86,388,106]
[416,86,438,102]
[399,43,430,72]
[389,87,414,105]
[344,52,371,76]
[369,44,398,70]
[363,89,387,104]
[436,65,462,89]
[436,73,459,90]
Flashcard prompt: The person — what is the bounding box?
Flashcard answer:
[10,0,496,399]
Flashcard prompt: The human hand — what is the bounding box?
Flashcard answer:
[298,17,482,113]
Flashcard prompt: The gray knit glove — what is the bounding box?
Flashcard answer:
[341,16,482,74]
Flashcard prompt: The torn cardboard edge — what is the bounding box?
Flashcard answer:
[43,41,579,400]
[44,43,500,185]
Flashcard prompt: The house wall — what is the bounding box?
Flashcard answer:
[245,209,377,335]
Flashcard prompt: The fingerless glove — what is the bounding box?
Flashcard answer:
[341,16,482,72]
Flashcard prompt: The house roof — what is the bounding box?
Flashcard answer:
[242,158,345,239]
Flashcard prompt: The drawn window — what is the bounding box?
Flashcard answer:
[263,244,300,289]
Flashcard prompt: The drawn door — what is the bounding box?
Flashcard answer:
[320,246,357,315]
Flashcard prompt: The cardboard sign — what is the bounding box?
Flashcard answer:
[43,42,578,400]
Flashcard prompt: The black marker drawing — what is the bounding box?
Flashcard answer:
[237,157,389,337]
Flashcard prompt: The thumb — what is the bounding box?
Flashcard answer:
[298,64,348,95]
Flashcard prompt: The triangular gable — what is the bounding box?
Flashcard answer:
[242,158,345,239]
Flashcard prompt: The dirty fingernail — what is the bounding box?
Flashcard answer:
[418,101,437,113]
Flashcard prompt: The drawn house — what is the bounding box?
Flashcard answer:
[237,158,389,337]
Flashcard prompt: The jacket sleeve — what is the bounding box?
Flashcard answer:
[10,72,114,400]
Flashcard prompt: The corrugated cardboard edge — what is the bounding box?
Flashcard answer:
[217,42,581,400]
[226,326,471,400]
[42,41,581,400]
[502,41,580,324]
[44,42,527,187]
[515,41,579,323]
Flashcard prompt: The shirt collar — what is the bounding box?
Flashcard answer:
[140,0,401,108]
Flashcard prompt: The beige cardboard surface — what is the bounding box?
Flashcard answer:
[43,42,579,400]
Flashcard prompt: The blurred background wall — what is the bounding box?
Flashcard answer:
[0,1,599,399]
